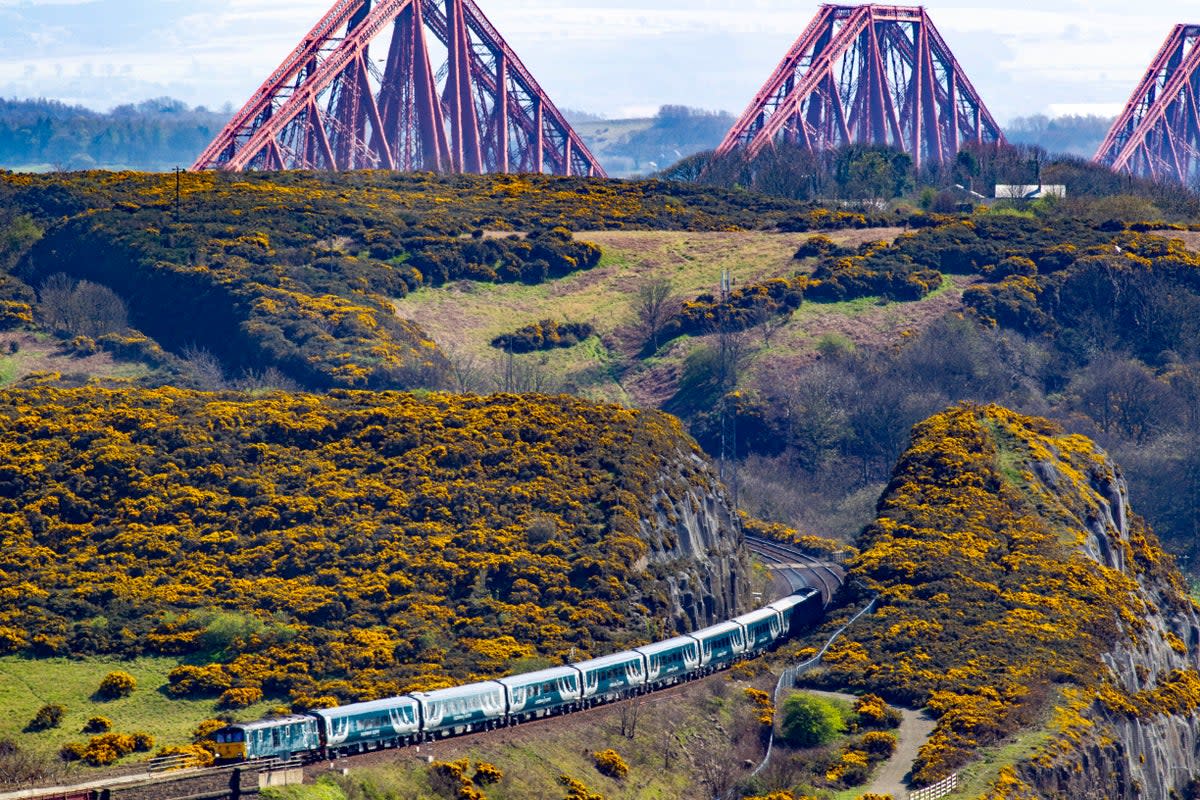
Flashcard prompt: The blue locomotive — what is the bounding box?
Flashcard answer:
[212,588,821,762]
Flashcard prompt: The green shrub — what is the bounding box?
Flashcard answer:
[96,670,136,699]
[58,741,85,762]
[82,716,112,734]
[861,731,898,759]
[780,693,845,747]
[26,703,65,732]
[591,748,629,779]
[491,319,595,353]
[217,686,264,709]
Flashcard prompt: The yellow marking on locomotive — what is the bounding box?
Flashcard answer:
[214,741,247,762]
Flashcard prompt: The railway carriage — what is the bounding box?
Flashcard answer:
[732,606,785,655]
[211,581,829,764]
[575,650,647,702]
[690,620,748,670]
[314,696,421,754]
[769,588,823,635]
[411,681,507,737]
[498,665,581,719]
[212,715,321,762]
[635,635,701,687]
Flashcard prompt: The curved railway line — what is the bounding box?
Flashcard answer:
[744,533,845,606]
[7,536,846,800]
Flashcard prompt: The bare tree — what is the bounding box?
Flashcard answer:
[236,367,301,393]
[633,277,680,352]
[72,281,128,337]
[37,274,127,338]
[37,274,75,333]
[181,345,227,391]
[619,697,642,739]
[751,304,793,347]
[493,351,553,393]
[444,344,487,393]
[685,729,737,800]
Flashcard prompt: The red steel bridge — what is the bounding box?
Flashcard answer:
[192,0,604,176]
[715,4,1004,169]
[1095,24,1200,187]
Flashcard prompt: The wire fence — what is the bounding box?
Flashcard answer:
[749,595,879,781]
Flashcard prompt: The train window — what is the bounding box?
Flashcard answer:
[271,728,280,747]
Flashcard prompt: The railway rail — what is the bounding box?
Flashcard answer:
[7,537,840,800]
[744,533,845,606]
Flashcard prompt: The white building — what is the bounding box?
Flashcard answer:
[994,184,1067,200]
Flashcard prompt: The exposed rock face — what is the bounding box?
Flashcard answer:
[1018,459,1200,799]
[639,452,750,630]
[809,404,1200,797]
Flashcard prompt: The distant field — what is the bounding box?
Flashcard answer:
[395,227,961,407]
[0,331,151,387]
[0,655,275,758]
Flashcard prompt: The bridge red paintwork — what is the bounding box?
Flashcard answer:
[192,0,603,176]
[715,4,1003,169]
[1096,24,1200,186]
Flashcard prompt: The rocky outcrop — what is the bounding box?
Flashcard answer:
[638,451,751,631]
[1017,458,1200,799]
[807,404,1200,797]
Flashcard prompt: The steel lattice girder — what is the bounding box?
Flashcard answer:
[191,0,605,176]
[1095,24,1200,186]
[714,4,1003,169]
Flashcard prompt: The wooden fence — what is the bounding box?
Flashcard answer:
[909,772,958,800]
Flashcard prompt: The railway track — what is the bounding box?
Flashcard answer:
[11,539,841,800]
[744,533,845,606]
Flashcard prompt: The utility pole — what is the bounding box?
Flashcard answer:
[173,166,182,223]
[717,269,739,512]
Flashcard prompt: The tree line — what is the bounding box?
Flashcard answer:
[0,97,229,171]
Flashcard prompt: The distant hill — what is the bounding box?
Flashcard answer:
[569,105,735,177]
[1004,113,1115,158]
[0,97,229,172]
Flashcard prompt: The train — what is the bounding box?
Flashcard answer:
[211,588,822,762]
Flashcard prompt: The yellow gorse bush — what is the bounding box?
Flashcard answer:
[0,387,721,705]
[818,404,1196,787]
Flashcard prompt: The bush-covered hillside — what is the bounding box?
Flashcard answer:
[808,404,1194,792]
[0,170,850,392]
[0,387,732,707]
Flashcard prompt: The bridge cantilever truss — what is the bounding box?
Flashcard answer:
[1095,23,1200,186]
[192,0,604,176]
[715,4,1003,169]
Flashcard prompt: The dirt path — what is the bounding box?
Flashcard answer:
[805,689,936,798]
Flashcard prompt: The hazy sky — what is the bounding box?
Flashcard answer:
[0,0,1187,122]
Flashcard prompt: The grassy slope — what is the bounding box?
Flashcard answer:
[395,228,964,406]
[0,655,274,758]
[0,331,152,387]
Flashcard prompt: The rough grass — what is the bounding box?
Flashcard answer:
[396,228,948,406]
[0,331,151,386]
[0,655,275,758]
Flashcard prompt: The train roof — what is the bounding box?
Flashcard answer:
[410,680,505,702]
[496,665,578,687]
[732,606,779,626]
[573,650,645,671]
[690,619,743,639]
[312,695,418,719]
[226,714,315,731]
[768,590,819,612]
[634,635,699,656]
